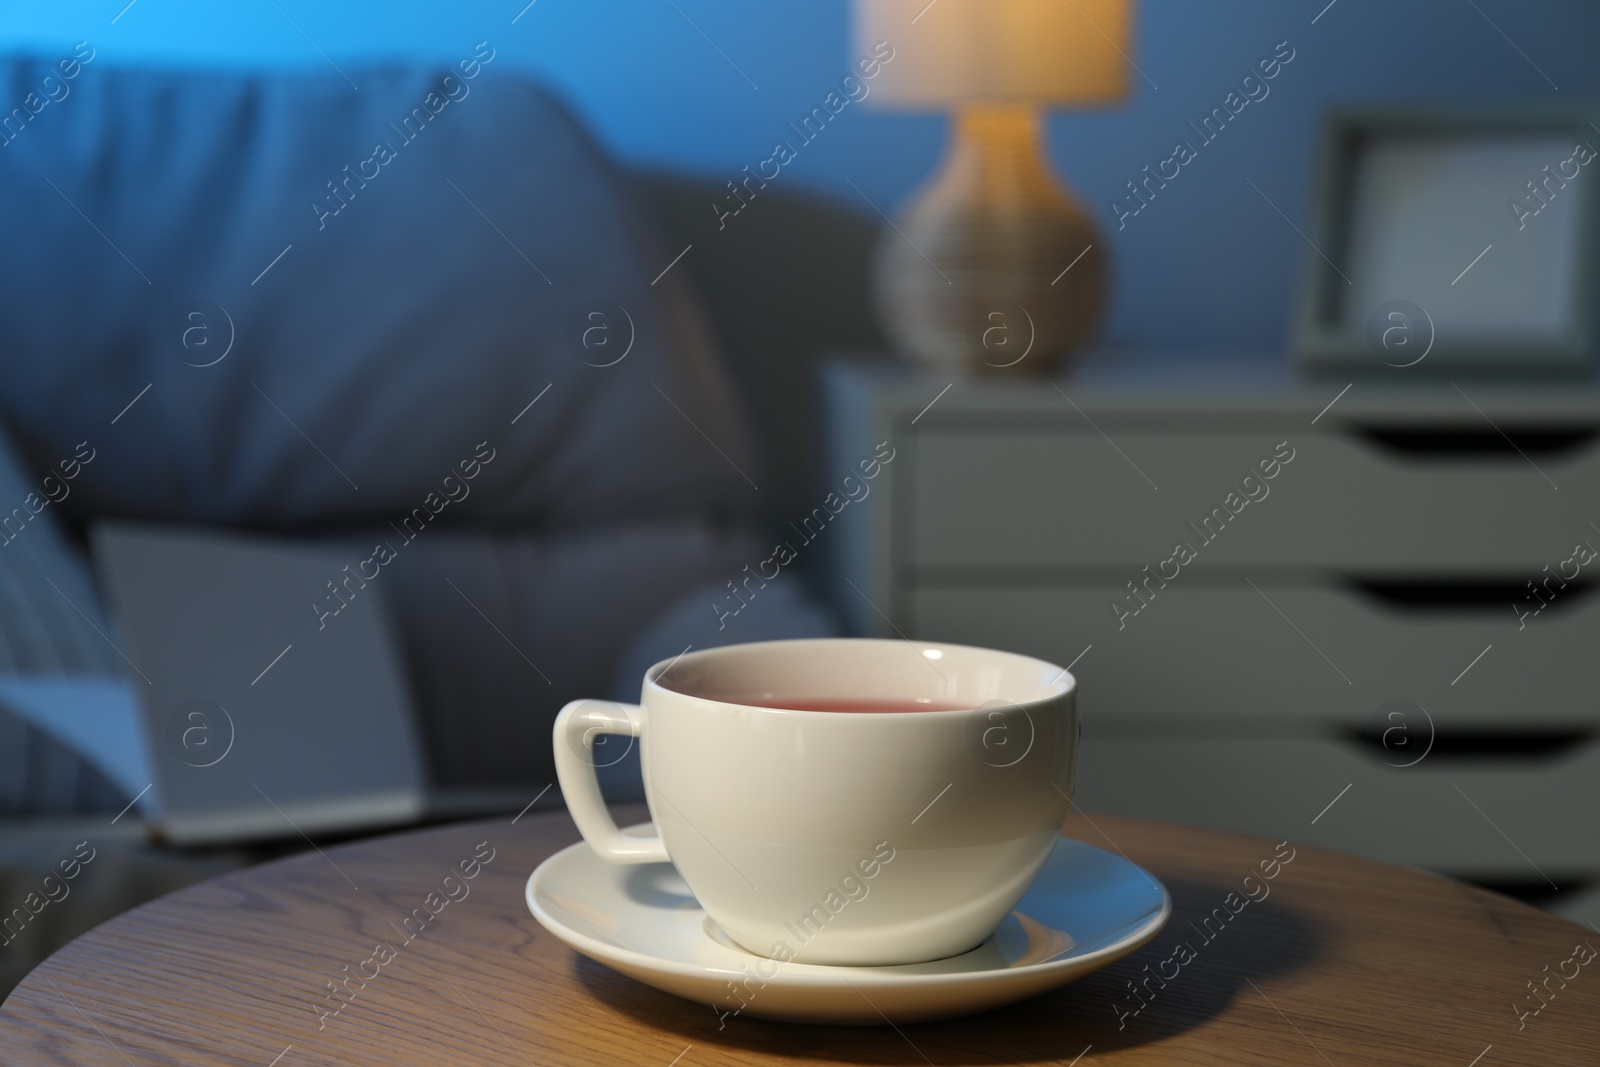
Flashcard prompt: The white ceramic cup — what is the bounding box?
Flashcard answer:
[553,637,1077,966]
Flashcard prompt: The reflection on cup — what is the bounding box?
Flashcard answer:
[568,700,637,768]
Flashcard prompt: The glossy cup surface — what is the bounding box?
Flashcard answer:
[637,638,1076,966]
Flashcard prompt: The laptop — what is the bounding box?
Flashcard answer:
[87,522,429,846]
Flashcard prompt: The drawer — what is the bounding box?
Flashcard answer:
[906,582,1600,726]
[1075,733,1600,873]
[909,428,1600,570]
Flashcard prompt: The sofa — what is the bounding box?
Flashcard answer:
[0,50,884,996]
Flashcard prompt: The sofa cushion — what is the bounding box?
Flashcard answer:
[331,516,760,788]
[0,52,757,532]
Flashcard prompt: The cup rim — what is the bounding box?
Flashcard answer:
[642,637,1075,716]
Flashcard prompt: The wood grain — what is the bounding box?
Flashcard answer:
[2,806,1596,1066]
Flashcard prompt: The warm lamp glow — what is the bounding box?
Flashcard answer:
[853,0,1134,375]
[854,0,1130,108]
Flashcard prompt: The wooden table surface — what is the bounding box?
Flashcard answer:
[2,805,1596,1066]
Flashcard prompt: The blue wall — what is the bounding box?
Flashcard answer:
[5,0,1596,351]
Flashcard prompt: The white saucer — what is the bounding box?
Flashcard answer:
[526,826,1171,1025]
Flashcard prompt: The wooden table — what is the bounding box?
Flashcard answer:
[3,805,1596,1066]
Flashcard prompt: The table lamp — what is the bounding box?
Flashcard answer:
[854,0,1131,375]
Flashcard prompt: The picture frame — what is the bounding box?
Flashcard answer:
[1294,107,1600,378]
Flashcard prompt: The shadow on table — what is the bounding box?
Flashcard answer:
[572,873,1322,1063]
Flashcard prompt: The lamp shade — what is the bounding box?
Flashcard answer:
[854,0,1130,108]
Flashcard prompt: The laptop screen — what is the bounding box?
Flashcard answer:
[92,522,426,846]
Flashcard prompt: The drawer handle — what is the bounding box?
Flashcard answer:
[1348,578,1597,612]
[1343,726,1594,763]
[1355,425,1597,458]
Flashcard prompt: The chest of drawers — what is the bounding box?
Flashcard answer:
[823,359,1600,927]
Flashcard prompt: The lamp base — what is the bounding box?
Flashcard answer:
[872,104,1107,377]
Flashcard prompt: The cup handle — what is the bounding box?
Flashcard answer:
[553,699,670,864]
